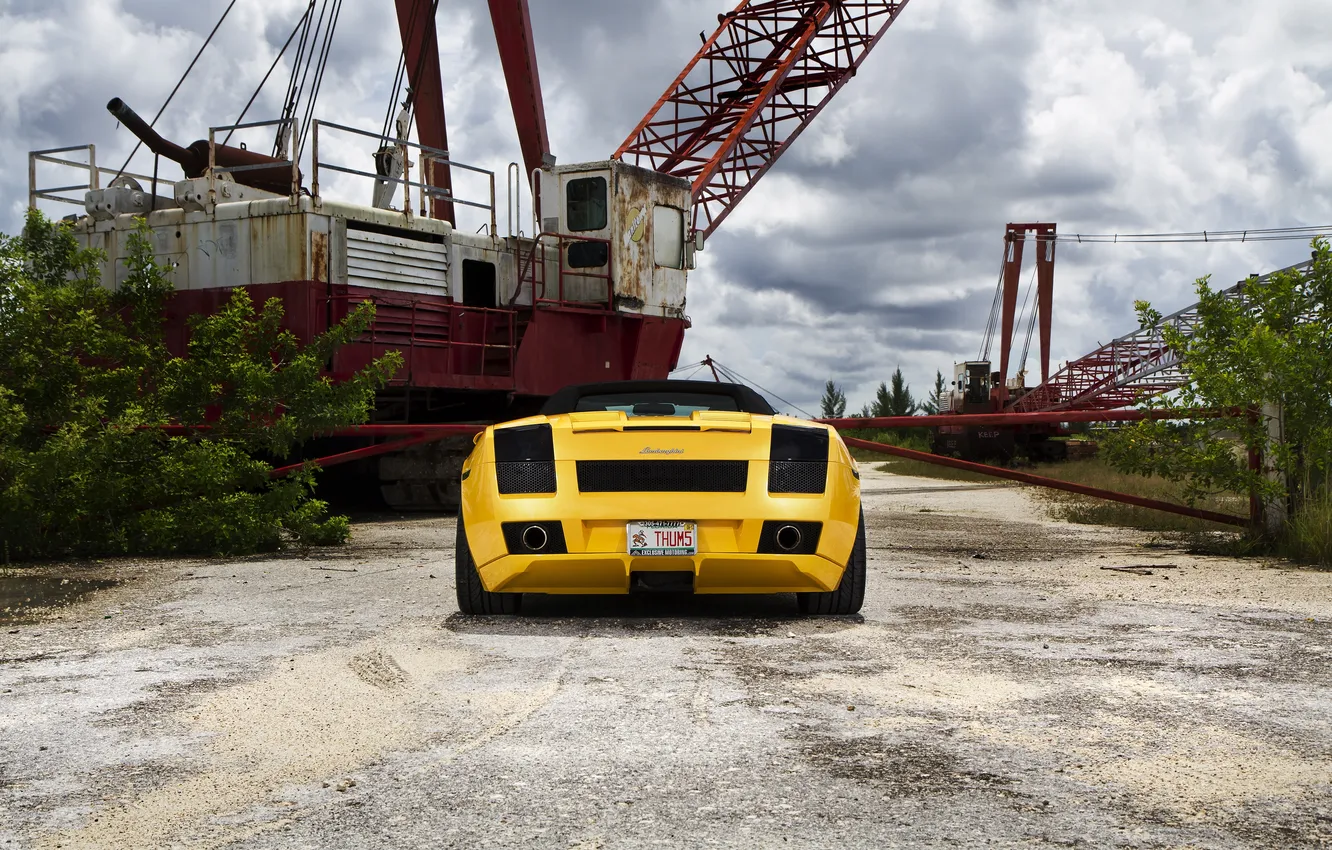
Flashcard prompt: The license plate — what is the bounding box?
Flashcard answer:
[627,521,697,556]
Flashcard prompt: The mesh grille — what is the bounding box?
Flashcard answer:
[576,460,748,493]
[768,461,828,494]
[496,461,557,494]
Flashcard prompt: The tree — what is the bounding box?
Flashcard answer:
[819,380,847,419]
[1105,238,1332,550]
[0,211,402,559]
[920,370,948,415]
[872,368,916,417]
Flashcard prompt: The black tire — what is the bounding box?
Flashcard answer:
[455,513,522,614]
[796,509,866,615]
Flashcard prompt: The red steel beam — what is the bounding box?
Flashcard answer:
[843,436,1248,528]
[1034,225,1056,383]
[998,227,1025,398]
[269,432,449,478]
[157,424,485,437]
[820,407,1236,431]
[488,0,552,182]
[395,0,455,223]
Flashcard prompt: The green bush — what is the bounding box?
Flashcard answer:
[0,211,402,560]
[1105,238,1332,559]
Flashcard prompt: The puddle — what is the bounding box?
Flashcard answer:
[0,574,120,624]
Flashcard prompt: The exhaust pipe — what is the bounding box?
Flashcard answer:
[106,97,301,194]
[775,525,803,552]
[522,525,549,552]
[107,98,193,165]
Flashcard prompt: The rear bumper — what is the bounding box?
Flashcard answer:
[480,551,844,594]
[460,459,860,595]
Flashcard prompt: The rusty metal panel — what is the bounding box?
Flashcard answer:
[247,210,305,288]
[311,230,329,283]
[610,160,689,318]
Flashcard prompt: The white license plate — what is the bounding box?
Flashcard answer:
[627,521,697,556]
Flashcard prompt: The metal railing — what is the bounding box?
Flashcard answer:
[311,119,497,235]
[28,144,156,209]
[513,231,615,312]
[207,117,300,203]
[325,292,517,382]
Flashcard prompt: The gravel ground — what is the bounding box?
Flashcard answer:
[1,469,1330,849]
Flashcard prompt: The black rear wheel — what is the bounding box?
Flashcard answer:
[796,509,866,615]
[455,513,522,614]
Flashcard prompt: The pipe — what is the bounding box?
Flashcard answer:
[107,97,300,194]
[522,525,549,551]
[842,436,1248,528]
[107,98,193,165]
[820,407,1240,431]
[775,525,802,551]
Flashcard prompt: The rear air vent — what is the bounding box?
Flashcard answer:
[495,424,556,494]
[496,462,557,495]
[768,424,829,494]
[576,460,747,493]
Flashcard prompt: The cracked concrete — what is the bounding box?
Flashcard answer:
[1,468,1330,848]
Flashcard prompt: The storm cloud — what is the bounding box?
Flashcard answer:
[3,0,1330,414]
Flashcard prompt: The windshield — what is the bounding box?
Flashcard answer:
[574,392,741,417]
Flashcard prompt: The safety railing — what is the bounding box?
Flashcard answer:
[207,117,300,203]
[513,232,615,312]
[324,292,518,382]
[310,119,497,234]
[27,144,156,209]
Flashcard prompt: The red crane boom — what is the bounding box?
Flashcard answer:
[487,0,553,182]
[614,0,910,239]
[394,0,455,223]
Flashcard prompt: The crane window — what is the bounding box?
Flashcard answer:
[566,177,608,232]
[653,205,685,269]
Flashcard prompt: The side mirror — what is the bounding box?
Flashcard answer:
[692,230,706,252]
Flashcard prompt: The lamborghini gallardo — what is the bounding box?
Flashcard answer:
[454,380,865,615]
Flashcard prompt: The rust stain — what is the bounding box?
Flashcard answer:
[311,230,328,283]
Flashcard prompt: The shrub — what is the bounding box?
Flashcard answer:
[0,211,401,559]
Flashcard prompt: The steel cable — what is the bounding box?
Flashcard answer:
[112,0,238,181]
[224,6,314,145]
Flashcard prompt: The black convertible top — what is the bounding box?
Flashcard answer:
[540,380,776,416]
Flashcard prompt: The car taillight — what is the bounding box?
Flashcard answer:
[494,423,557,494]
[768,424,829,494]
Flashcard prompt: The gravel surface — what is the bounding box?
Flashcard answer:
[1,469,1330,848]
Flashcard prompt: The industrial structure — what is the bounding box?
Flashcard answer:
[932,222,1316,463]
[27,0,912,510]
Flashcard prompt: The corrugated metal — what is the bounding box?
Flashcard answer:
[347,228,449,295]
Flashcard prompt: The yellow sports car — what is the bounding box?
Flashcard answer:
[455,380,865,615]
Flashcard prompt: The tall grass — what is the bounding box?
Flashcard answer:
[1285,491,1332,568]
[871,452,1246,533]
[1030,460,1247,533]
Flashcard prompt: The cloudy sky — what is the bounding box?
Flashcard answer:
[3,0,1330,415]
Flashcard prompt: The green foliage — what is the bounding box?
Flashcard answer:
[872,367,916,417]
[920,370,947,415]
[0,210,402,560]
[1104,239,1332,559]
[819,380,847,419]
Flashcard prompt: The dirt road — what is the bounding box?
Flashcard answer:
[2,470,1330,848]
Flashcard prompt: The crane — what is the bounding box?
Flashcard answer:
[29,0,914,509]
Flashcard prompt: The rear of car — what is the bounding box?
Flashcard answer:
[455,381,864,614]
